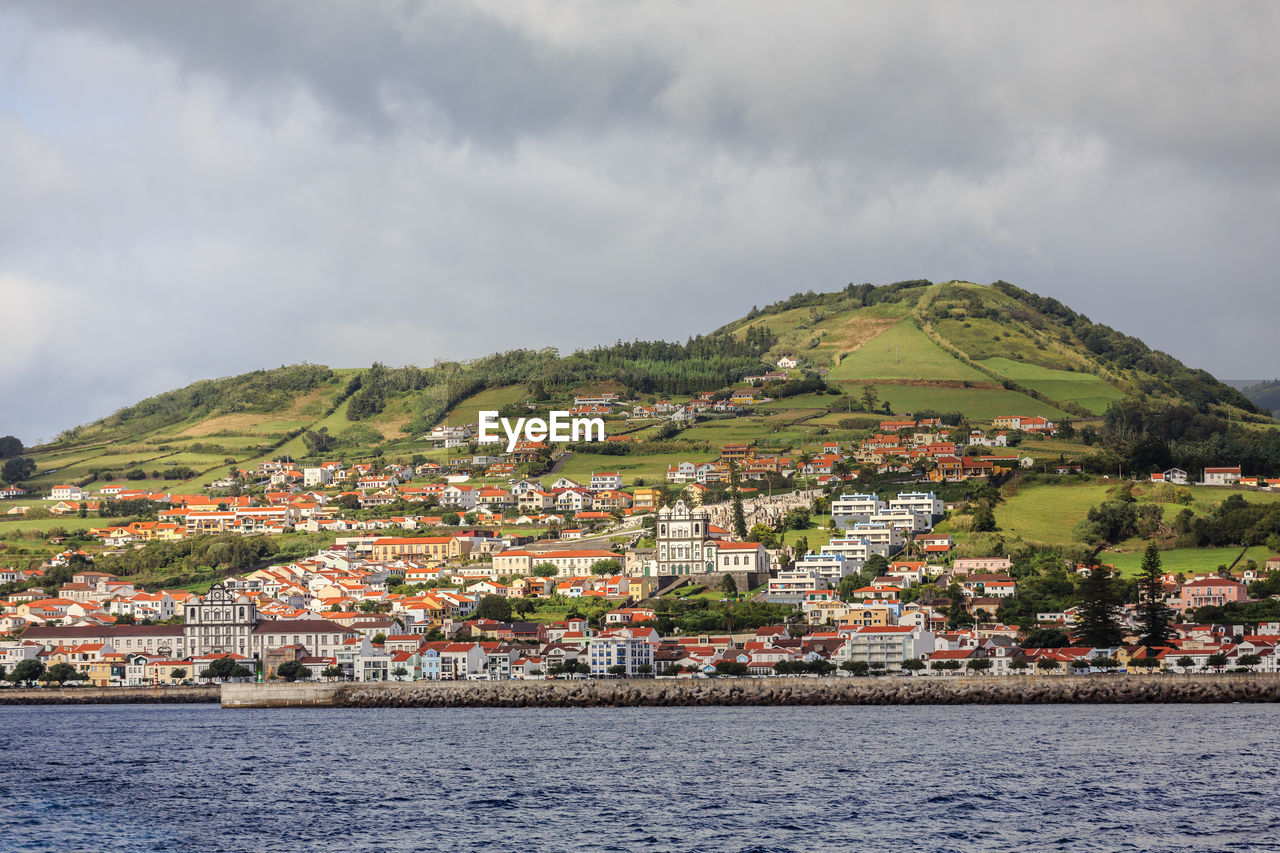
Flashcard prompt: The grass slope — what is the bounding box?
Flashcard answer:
[828,319,986,382]
[978,358,1124,415]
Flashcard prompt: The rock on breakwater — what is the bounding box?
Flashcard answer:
[222,674,1280,709]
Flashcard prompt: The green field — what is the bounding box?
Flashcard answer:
[1104,545,1273,578]
[442,385,531,426]
[828,319,987,382]
[979,358,1125,414]
[0,515,133,535]
[995,483,1113,544]
[831,382,1068,421]
[995,481,1280,548]
[551,451,703,486]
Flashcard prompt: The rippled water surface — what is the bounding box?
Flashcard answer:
[2,703,1278,852]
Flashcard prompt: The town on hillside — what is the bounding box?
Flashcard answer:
[4,386,1280,687]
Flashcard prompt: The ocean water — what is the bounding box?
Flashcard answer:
[1,703,1277,852]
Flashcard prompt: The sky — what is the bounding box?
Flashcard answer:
[2,1,1279,443]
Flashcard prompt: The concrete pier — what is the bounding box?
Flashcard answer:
[0,685,220,705]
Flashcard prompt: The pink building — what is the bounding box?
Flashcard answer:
[1176,578,1247,612]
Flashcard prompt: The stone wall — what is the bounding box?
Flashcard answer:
[0,685,220,705]
[223,673,1280,709]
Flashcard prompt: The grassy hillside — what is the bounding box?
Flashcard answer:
[1242,380,1280,415]
[8,280,1270,499]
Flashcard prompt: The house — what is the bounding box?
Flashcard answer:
[1202,467,1242,486]
[776,356,798,369]
[1176,577,1247,612]
[589,472,623,492]
[50,485,89,502]
[1150,468,1188,486]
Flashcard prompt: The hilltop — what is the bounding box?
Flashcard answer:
[3,279,1271,496]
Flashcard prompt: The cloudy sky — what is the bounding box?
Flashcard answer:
[3,1,1278,442]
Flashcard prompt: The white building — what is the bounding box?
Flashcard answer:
[1203,466,1241,486]
[589,472,623,492]
[888,491,945,521]
[588,631,655,677]
[831,493,887,522]
[304,467,334,488]
[793,552,860,583]
[708,541,771,573]
[654,500,714,575]
[836,626,935,671]
[50,485,89,502]
[765,568,829,603]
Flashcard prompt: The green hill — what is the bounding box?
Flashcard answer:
[1241,380,1280,415]
[6,279,1269,494]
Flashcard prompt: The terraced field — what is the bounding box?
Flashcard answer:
[979,358,1125,414]
[828,319,987,382]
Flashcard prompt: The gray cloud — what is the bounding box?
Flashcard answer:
[1,1,1278,441]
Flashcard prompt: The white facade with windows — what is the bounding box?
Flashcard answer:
[184,584,257,658]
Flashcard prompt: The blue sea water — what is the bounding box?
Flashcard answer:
[1,703,1278,852]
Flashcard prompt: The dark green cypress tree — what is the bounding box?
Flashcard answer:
[1076,564,1124,648]
[729,462,748,540]
[1135,541,1174,648]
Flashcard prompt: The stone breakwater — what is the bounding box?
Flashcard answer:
[222,674,1280,709]
[0,685,220,705]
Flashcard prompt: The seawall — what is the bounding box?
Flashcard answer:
[0,685,220,705]
[222,673,1280,709]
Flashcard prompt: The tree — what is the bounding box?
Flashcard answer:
[391,666,409,680]
[1009,660,1030,674]
[637,664,653,676]
[714,661,748,677]
[40,662,87,686]
[1035,658,1061,673]
[1070,658,1092,673]
[534,563,559,578]
[1135,542,1174,649]
[860,384,879,412]
[302,427,336,455]
[1090,656,1120,673]
[1128,656,1160,672]
[1075,565,1123,647]
[900,659,926,675]
[512,598,535,618]
[933,660,961,674]
[1238,653,1262,671]
[170,667,188,681]
[966,658,993,674]
[729,462,748,540]
[7,659,45,686]
[590,559,622,576]
[475,595,513,621]
[1176,656,1195,673]
[1206,652,1228,672]
[1,456,36,483]
[371,633,387,645]
[0,435,23,458]
[277,660,309,682]
[200,657,252,682]
[719,574,738,597]
[970,502,997,533]
[607,664,628,678]
[442,511,460,526]
[838,660,870,676]
[322,665,344,681]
